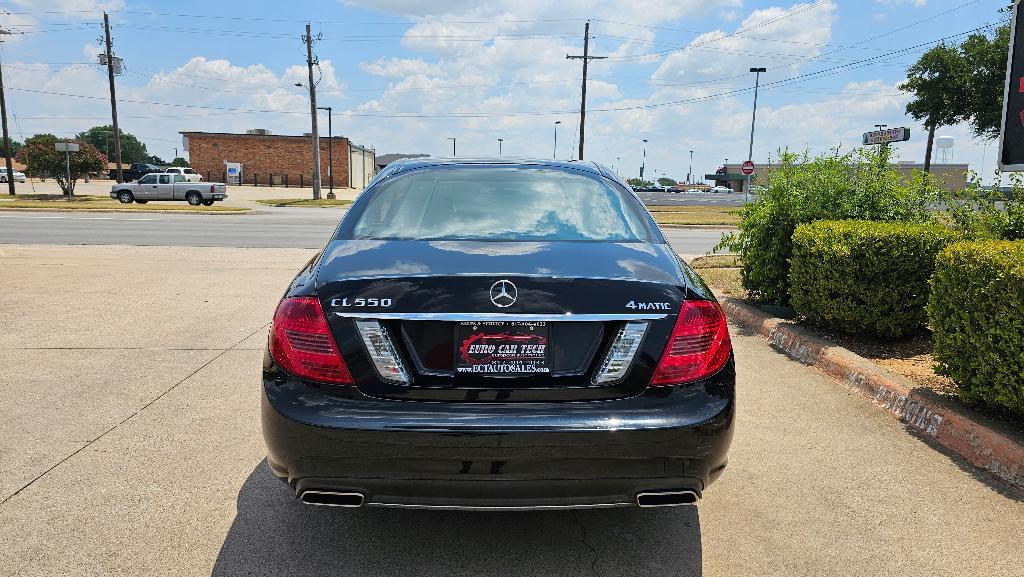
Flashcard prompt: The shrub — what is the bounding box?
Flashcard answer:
[716,146,941,305]
[944,172,1024,241]
[929,241,1024,418]
[790,221,960,338]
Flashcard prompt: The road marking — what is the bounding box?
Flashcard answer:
[0,214,166,222]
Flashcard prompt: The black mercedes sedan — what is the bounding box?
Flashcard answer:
[261,158,735,510]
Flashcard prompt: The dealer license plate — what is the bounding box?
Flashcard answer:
[455,321,550,374]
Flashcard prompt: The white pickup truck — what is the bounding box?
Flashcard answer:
[163,167,203,182]
[111,173,228,206]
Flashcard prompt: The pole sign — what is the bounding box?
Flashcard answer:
[862,127,910,146]
[54,142,80,153]
[741,160,755,175]
[1000,1,1024,170]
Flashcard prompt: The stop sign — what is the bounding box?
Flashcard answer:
[741,161,755,175]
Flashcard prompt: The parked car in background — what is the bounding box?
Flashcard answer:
[108,163,160,182]
[0,168,27,183]
[163,167,203,182]
[709,186,734,194]
[686,188,701,194]
[110,173,227,206]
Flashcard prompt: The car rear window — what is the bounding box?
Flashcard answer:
[343,168,655,242]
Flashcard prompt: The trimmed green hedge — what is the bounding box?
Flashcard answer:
[790,220,960,338]
[929,241,1024,418]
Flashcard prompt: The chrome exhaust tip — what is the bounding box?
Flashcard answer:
[635,490,700,508]
[299,490,365,508]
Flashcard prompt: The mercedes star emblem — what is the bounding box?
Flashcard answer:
[489,280,517,308]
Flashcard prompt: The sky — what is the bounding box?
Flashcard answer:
[0,0,1008,184]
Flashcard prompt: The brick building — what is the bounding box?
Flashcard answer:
[180,129,375,189]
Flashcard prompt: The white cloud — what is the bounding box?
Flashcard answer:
[1,51,343,159]
[653,1,839,83]
[360,57,442,78]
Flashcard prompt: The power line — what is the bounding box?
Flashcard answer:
[2,23,990,121]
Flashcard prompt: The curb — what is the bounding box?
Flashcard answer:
[655,224,738,230]
[719,296,1024,493]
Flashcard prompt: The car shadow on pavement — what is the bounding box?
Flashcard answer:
[211,461,703,577]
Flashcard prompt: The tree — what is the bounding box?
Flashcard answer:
[626,178,653,187]
[149,155,167,166]
[657,177,677,187]
[75,125,150,164]
[961,23,1011,139]
[170,157,190,167]
[15,134,107,196]
[1,139,22,158]
[899,43,967,172]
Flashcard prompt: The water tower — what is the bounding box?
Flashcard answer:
[936,135,955,164]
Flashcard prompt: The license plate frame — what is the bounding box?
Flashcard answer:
[455,321,550,375]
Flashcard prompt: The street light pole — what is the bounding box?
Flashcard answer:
[318,106,335,198]
[498,138,503,156]
[553,121,561,159]
[746,67,766,203]
[447,137,456,157]
[688,150,694,184]
[640,139,648,181]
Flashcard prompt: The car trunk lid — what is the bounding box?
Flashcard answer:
[316,240,690,402]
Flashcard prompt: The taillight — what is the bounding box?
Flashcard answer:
[269,297,353,384]
[210,185,215,193]
[650,300,731,386]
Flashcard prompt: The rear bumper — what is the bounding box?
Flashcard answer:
[261,365,735,509]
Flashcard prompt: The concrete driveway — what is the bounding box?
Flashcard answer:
[0,244,1021,577]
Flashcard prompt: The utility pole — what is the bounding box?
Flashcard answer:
[566,21,606,161]
[102,13,124,183]
[498,138,503,156]
[688,150,694,185]
[746,67,767,203]
[640,139,648,181]
[0,27,15,195]
[304,23,322,200]
[318,106,335,198]
[553,121,561,159]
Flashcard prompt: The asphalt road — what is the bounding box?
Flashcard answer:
[637,191,748,206]
[1,245,1020,577]
[0,207,729,255]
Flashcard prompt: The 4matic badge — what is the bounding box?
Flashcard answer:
[625,300,671,311]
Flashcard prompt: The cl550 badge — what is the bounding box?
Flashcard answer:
[331,298,393,308]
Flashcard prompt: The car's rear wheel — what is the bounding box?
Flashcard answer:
[0,176,6,183]
[135,200,148,204]
[201,199,215,206]
[117,191,134,204]
[186,192,202,206]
